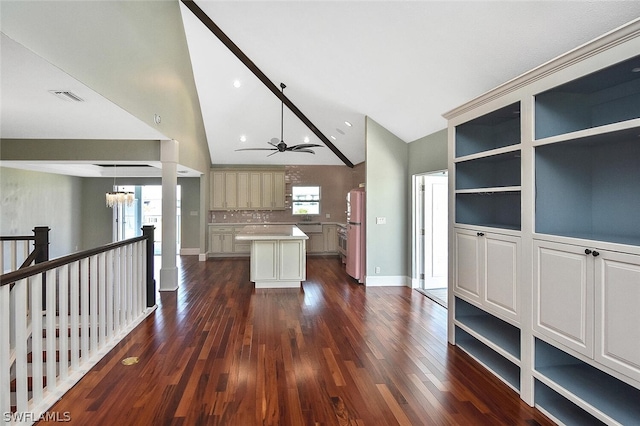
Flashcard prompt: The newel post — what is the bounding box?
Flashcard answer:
[142,225,156,307]
[33,226,50,310]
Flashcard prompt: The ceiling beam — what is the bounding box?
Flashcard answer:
[180,0,355,168]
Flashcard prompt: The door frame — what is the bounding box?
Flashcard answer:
[411,170,448,289]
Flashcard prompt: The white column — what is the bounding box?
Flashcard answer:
[160,139,179,291]
[199,172,208,262]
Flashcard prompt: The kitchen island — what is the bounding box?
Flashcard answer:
[235,225,308,288]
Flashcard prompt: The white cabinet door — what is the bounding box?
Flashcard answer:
[249,172,262,208]
[307,234,324,253]
[237,172,250,209]
[272,171,285,209]
[323,225,338,253]
[454,228,482,302]
[210,171,225,210]
[261,173,273,209]
[224,172,237,209]
[533,240,594,358]
[595,250,640,382]
[279,240,305,281]
[251,241,278,281]
[484,233,520,321]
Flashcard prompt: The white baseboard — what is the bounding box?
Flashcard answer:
[365,275,411,287]
[180,248,199,255]
[198,253,207,262]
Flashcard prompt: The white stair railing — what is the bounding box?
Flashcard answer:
[0,228,156,426]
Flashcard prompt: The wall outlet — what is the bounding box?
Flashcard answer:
[190,211,198,216]
[375,266,381,274]
[325,213,330,218]
[376,217,386,225]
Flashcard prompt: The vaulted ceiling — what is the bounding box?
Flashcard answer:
[2,1,640,174]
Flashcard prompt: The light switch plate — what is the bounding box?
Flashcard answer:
[376,217,386,225]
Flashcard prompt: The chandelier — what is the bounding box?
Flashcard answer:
[106,165,134,208]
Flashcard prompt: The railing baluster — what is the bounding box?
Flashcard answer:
[59,264,69,382]
[132,242,139,315]
[80,258,89,360]
[14,278,28,414]
[69,261,80,370]
[106,250,114,342]
[126,244,133,325]
[0,283,10,414]
[30,273,44,406]
[98,252,106,351]
[90,254,98,353]
[114,248,121,335]
[11,241,17,272]
[46,269,57,393]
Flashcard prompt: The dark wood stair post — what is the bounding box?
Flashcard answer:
[34,226,50,310]
[142,225,156,307]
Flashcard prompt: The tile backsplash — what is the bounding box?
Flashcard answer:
[209,163,364,224]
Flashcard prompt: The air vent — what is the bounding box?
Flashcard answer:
[49,90,84,102]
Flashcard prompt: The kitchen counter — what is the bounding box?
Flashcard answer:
[235,224,308,240]
[235,225,308,289]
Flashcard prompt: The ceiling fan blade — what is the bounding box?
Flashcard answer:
[291,148,316,154]
[235,147,278,152]
[289,143,323,150]
[267,150,280,157]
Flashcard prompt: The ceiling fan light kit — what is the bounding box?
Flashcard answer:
[236,82,322,156]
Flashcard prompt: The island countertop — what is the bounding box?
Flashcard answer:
[235,225,309,241]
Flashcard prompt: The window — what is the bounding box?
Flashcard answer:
[292,186,320,215]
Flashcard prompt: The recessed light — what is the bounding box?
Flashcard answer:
[330,135,337,141]
[303,136,310,143]
[344,121,352,127]
[240,135,246,142]
[233,79,242,88]
[632,67,640,73]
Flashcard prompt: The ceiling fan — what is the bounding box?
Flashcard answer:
[236,83,323,156]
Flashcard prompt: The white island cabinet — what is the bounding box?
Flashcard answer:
[235,225,308,289]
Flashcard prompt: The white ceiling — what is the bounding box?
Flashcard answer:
[2,1,640,173]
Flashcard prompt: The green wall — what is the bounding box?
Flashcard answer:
[364,117,409,282]
[408,129,448,175]
[0,167,83,258]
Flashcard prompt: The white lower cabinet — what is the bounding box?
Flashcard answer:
[533,238,640,424]
[534,238,640,382]
[454,228,520,322]
[209,227,234,254]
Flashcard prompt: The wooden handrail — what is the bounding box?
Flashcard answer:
[0,235,148,287]
[0,235,35,241]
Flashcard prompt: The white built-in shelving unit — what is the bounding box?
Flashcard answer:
[445,18,640,425]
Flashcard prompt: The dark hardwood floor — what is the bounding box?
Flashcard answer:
[39,256,552,425]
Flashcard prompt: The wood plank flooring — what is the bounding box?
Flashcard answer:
[38,256,552,425]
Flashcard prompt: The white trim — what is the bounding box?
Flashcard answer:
[198,253,207,262]
[179,248,199,255]
[365,275,411,287]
